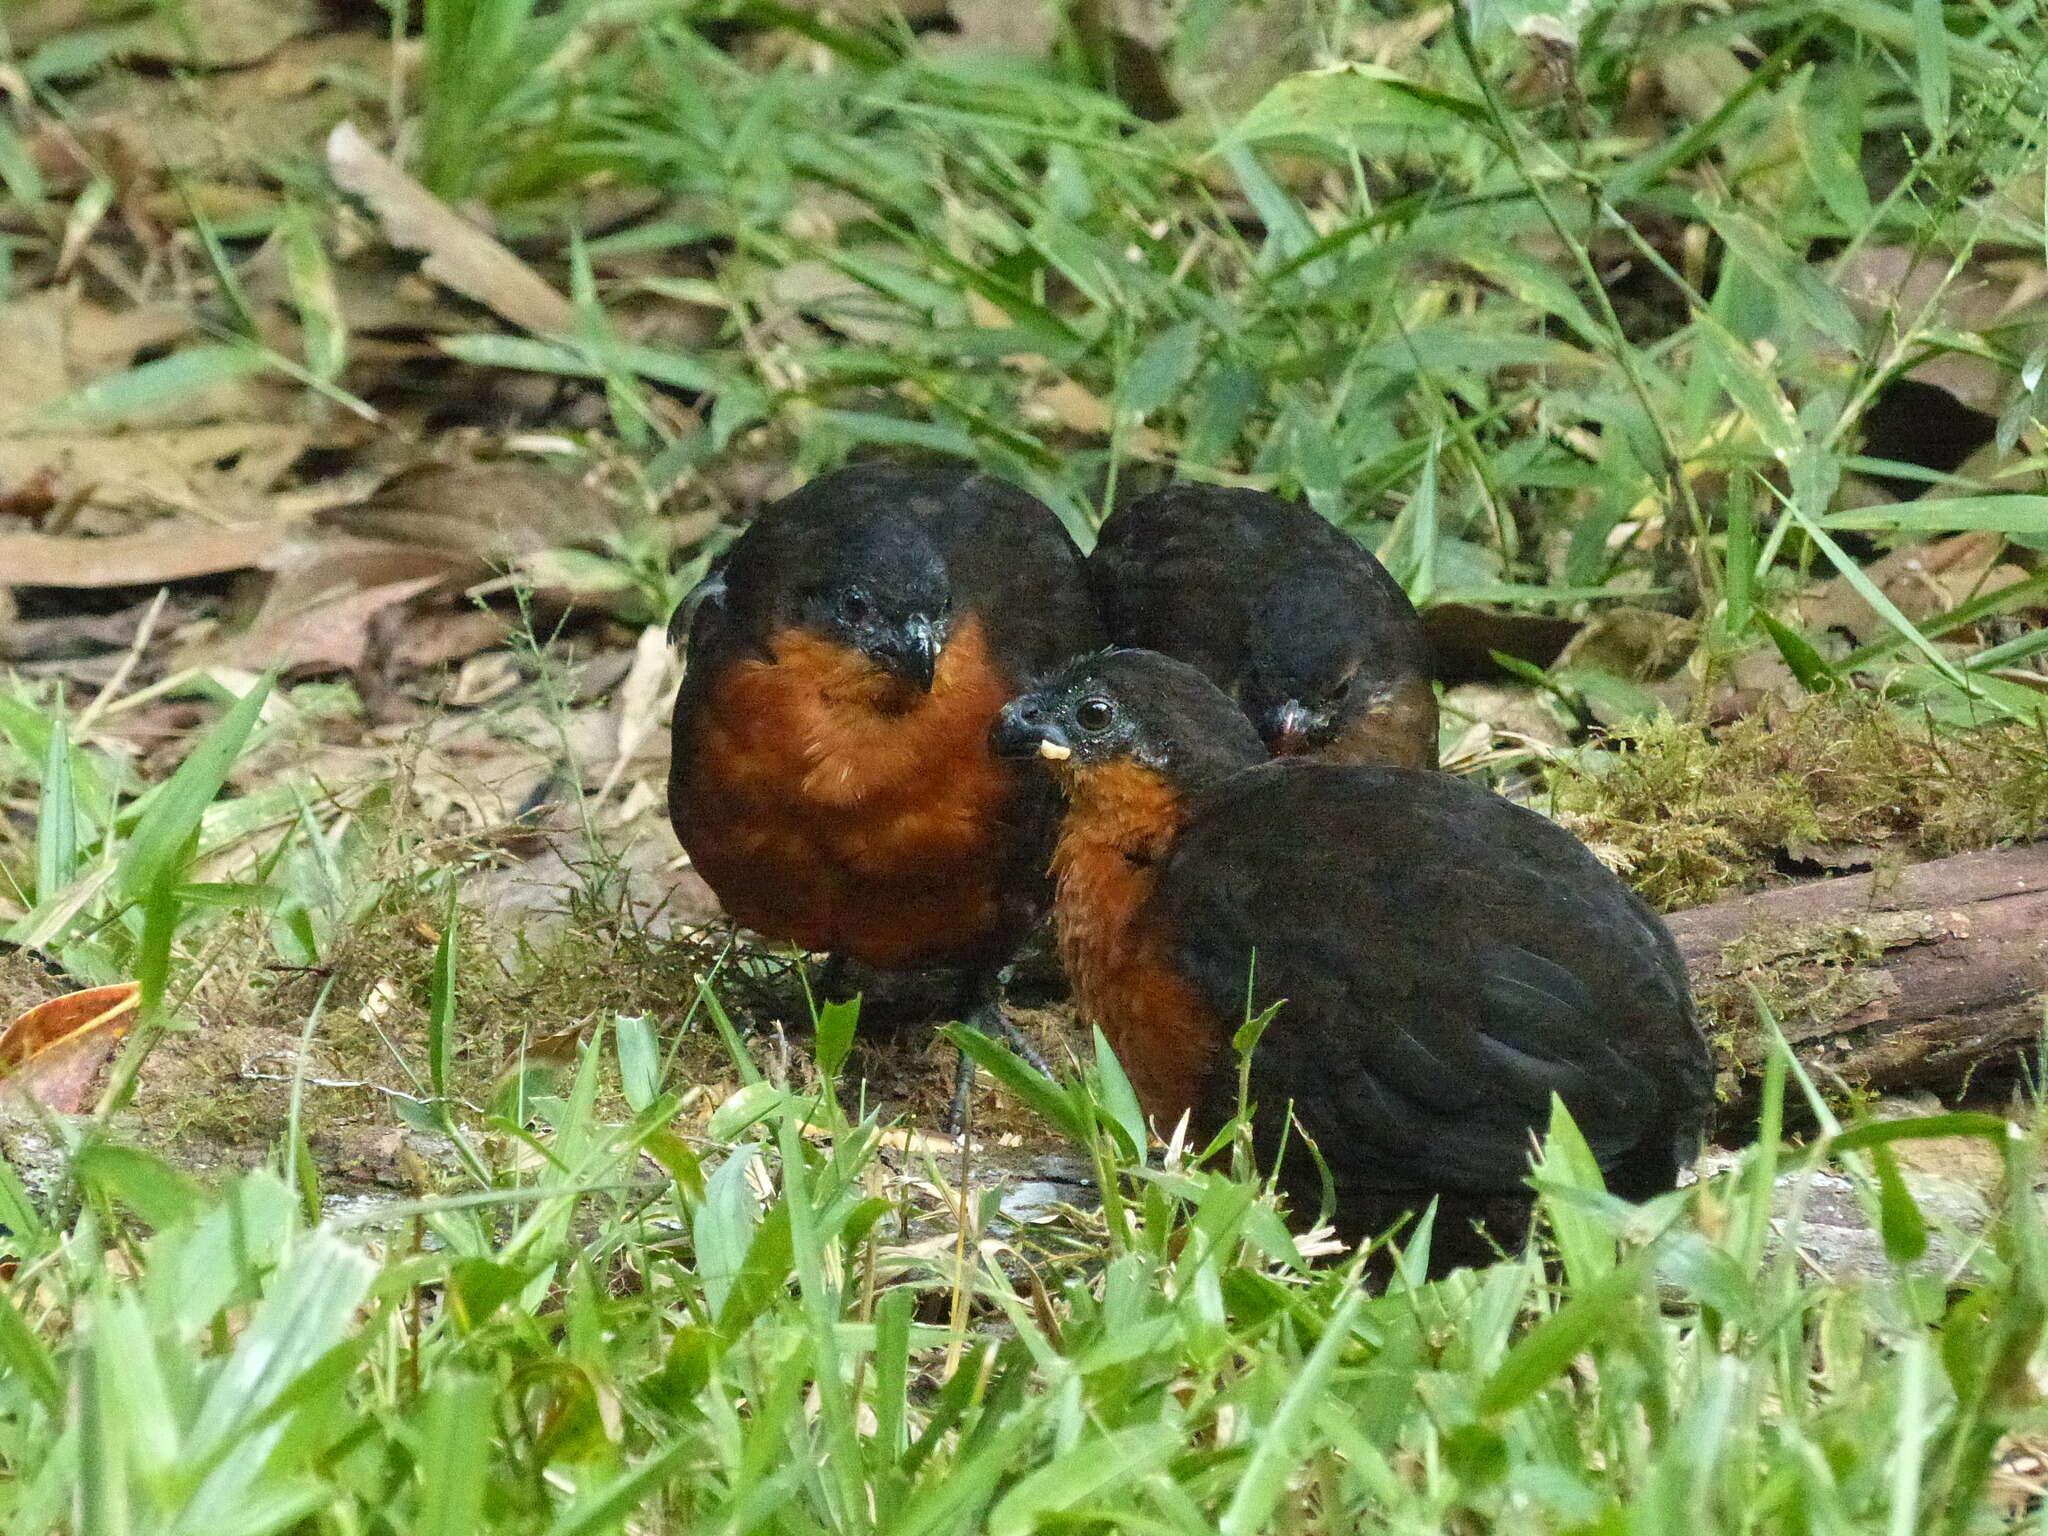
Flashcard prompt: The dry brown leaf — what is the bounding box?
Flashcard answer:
[0,293,79,427]
[234,573,447,675]
[0,423,310,520]
[0,520,286,587]
[123,0,321,68]
[321,461,620,564]
[219,461,618,674]
[1799,529,2028,644]
[1555,607,1698,682]
[3,0,106,53]
[0,470,58,523]
[327,122,576,337]
[763,259,910,345]
[614,623,678,765]
[592,623,678,801]
[0,287,207,430]
[1348,5,1449,67]
[1023,378,1171,455]
[522,1023,594,1067]
[61,31,377,190]
[446,652,523,707]
[0,982,141,1115]
[1835,246,2048,413]
[220,534,473,672]
[1656,42,1751,125]
[66,300,195,379]
[0,595,178,664]
[388,607,515,672]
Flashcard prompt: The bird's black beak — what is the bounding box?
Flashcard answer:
[1265,699,1323,756]
[874,615,940,692]
[992,697,1073,763]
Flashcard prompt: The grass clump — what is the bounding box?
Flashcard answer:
[1551,696,2048,911]
[3,1007,2047,1534]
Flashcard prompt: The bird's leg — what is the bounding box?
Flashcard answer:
[945,967,1051,1135]
[946,1044,979,1140]
[813,952,849,1003]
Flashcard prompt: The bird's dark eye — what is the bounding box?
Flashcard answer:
[1074,697,1115,733]
[1329,676,1352,703]
[843,592,870,622]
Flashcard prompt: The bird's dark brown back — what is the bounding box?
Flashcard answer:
[1088,485,1438,768]
[669,464,1102,972]
[997,648,1707,1274]
[1156,761,1711,1262]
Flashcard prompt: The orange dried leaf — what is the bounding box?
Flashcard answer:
[0,983,141,1114]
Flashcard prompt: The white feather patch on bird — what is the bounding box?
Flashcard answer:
[1036,739,1073,761]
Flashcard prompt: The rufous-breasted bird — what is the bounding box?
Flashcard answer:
[992,648,1710,1271]
[669,463,1104,1124]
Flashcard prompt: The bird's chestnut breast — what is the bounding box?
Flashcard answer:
[1046,762,1217,1134]
[676,614,1018,969]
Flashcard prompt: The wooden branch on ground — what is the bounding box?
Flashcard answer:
[1665,843,2048,1119]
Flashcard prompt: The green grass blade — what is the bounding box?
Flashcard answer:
[35,718,76,906]
[117,678,272,908]
[1218,1289,1365,1535]
[417,1373,495,1536]
[1478,1260,1645,1416]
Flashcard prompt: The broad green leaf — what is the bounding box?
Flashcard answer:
[1089,1024,1148,1159]
[812,995,859,1085]
[1830,1113,2013,1152]
[1707,207,1860,348]
[0,1287,60,1414]
[73,1144,200,1231]
[1535,1095,1615,1287]
[1220,1290,1367,1534]
[615,1014,661,1111]
[1231,64,1489,158]
[1759,612,1840,692]
[281,200,347,386]
[36,719,76,904]
[1119,321,1203,415]
[988,1423,1181,1536]
[949,1022,1088,1141]
[1912,0,1951,141]
[1870,1144,1929,1264]
[417,1373,495,1536]
[1693,313,1803,459]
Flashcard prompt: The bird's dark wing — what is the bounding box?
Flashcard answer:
[1090,485,1435,704]
[1156,763,1703,1196]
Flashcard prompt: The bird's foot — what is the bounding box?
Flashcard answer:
[810,952,850,1005]
[944,986,1054,1136]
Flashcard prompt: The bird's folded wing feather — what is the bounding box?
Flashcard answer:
[1159,790,1664,1195]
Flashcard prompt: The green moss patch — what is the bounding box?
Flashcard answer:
[1550,696,2048,911]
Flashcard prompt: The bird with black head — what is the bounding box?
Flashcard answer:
[669,464,1104,1127]
[993,648,1712,1273]
[1087,484,1438,768]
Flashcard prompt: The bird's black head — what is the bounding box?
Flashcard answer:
[993,649,1264,796]
[710,475,956,691]
[1241,559,1402,755]
[783,516,951,691]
